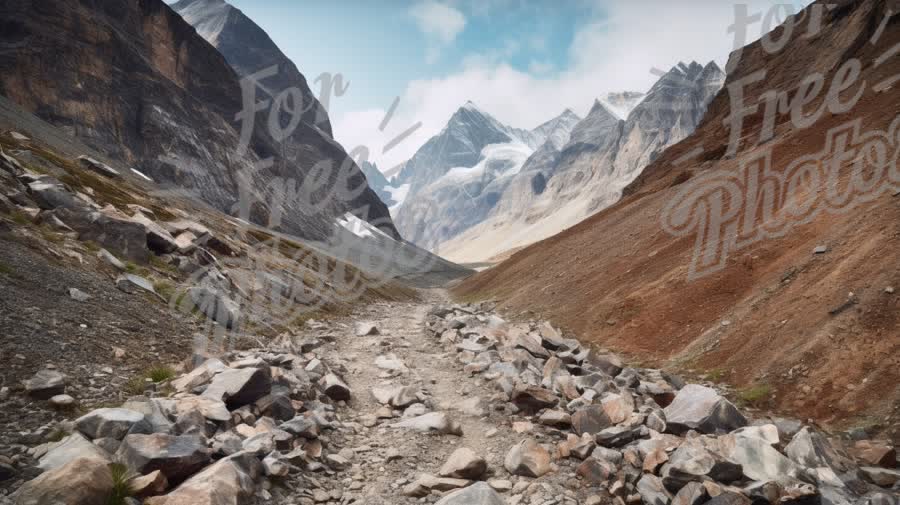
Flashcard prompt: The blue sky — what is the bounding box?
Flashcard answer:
[187,0,813,169]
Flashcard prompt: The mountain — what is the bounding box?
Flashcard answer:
[439,62,724,262]
[171,0,331,136]
[359,161,395,206]
[0,0,398,241]
[597,91,645,120]
[392,104,576,250]
[454,0,900,432]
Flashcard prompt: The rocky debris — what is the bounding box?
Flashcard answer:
[13,457,113,505]
[144,453,261,505]
[37,432,110,471]
[97,248,127,270]
[504,439,551,477]
[320,373,351,401]
[75,407,151,440]
[849,440,896,468]
[664,384,747,434]
[115,273,158,296]
[186,286,241,329]
[67,288,90,302]
[130,212,178,254]
[23,369,66,399]
[26,177,82,210]
[54,207,151,262]
[439,447,487,480]
[48,394,75,409]
[403,474,472,497]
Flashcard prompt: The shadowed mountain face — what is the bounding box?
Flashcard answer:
[0,0,399,241]
[171,0,332,137]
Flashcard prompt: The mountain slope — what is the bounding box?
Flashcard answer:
[441,63,723,262]
[0,0,397,241]
[455,0,900,433]
[171,0,332,136]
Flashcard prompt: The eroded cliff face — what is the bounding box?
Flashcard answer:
[0,0,399,241]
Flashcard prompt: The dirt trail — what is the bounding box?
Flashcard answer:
[310,289,580,504]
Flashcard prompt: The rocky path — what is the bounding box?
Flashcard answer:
[6,289,899,505]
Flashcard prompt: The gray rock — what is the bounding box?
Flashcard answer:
[27,177,82,210]
[49,394,76,409]
[662,438,744,490]
[504,439,551,478]
[77,155,120,178]
[538,410,571,428]
[38,432,111,471]
[55,208,150,262]
[130,469,169,498]
[391,412,462,436]
[186,287,240,329]
[439,447,487,480]
[320,373,351,401]
[279,416,319,439]
[434,482,505,505]
[116,433,210,484]
[68,288,91,302]
[577,457,617,485]
[97,248,127,271]
[403,474,472,497]
[785,427,854,474]
[355,322,379,336]
[116,274,157,295]
[262,452,289,477]
[637,475,673,505]
[76,408,151,440]
[572,405,613,436]
[202,366,272,409]
[664,384,747,434]
[511,385,558,413]
[672,481,708,505]
[859,467,900,488]
[23,369,66,399]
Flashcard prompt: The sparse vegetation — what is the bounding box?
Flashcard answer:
[705,368,727,382]
[153,280,175,302]
[123,376,149,397]
[146,365,176,383]
[738,383,773,407]
[10,211,30,225]
[106,463,134,505]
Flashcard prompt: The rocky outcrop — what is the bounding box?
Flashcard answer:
[0,0,399,242]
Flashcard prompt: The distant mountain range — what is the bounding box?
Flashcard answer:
[384,61,724,261]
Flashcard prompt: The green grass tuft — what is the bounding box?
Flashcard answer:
[106,463,134,505]
[146,365,176,383]
[738,383,772,407]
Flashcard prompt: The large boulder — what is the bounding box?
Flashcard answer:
[37,432,110,471]
[170,359,227,394]
[434,482,505,505]
[504,439,551,478]
[14,457,113,505]
[663,384,747,434]
[23,370,66,399]
[130,212,178,254]
[784,427,854,474]
[661,438,744,491]
[715,433,804,483]
[26,177,81,210]
[76,408,151,440]
[116,434,210,484]
[202,367,271,409]
[143,452,261,505]
[637,474,673,505]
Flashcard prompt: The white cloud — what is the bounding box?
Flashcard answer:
[528,60,553,74]
[337,0,812,170]
[409,1,466,52]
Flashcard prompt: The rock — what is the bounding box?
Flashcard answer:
[76,408,151,440]
[434,482,505,505]
[859,467,900,487]
[55,208,150,262]
[577,457,617,484]
[171,359,226,393]
[321,373,351,401]
[172,396,231,423]
[488,479,512,492]
[262,452,289,477]
[202,367,272,409]
[241,433,274,455]
[732,424,780,445]
[49,394,75,409]
[662,438,744,490]
[14,457,113,505]
[131,470,169,498]
[391,412,462,436]
[256,394,294,422]
[456,396,488,417]
[572,405,613,435]
[784,427,853,473]
[601,392,635,424]
[374,353,407,373]
[586,352,624,377]
[68,288,91,302]
[116,434,210,484]
[716,433,803,482]
[174,231,198,253]
[813,245,828,254]
[77,155,120,178]
[596,425,644,447]
[26,177,82,210]
[144,452,261,505]
[38,432,110,471]
[116,274,157,295]
[355,322,379,336]
[97,248,127,271]
[671,481,708,505]
[637,475,673,505]
[704,491,752,505]
[439,447,487,480]
[403,474,472,497]
[538,410,572,428]
[643,447,669,473]
[511,385,558,413]
[504,439,551,478]
[279,417,319,439]
[185,287,240,329]
[371,385,419,408]
[23,369,66,399]
[849,440,895,468]
[663,384,747,434]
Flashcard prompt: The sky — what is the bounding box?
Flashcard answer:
[198,0,812,171]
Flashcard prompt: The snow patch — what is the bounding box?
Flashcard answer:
[385,183,410,210]
[131,168,154,182]
[336,213,392,240]
[438,141,533,184]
